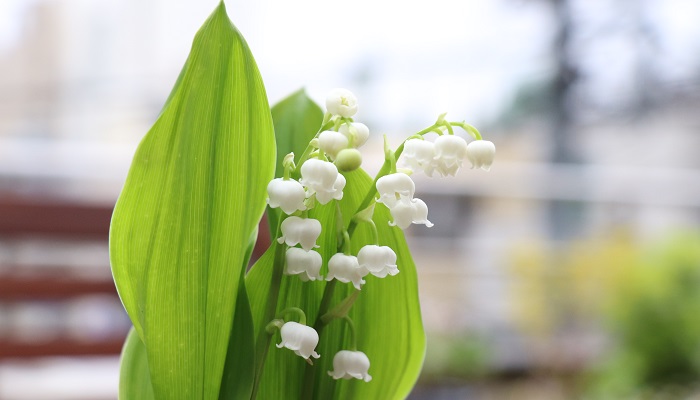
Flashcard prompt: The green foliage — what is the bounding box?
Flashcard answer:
[110,3,274,398]
[246,167,425,400]
[111,3,426,400]
[584,232,700,397]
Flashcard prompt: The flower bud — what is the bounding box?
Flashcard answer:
[334,148,362,172]
[276,321,320,360]
[466,140,496,171]
[326,88,358,118]
[328,350,372,382]
[318,130,349,159]
[339,122,369,148]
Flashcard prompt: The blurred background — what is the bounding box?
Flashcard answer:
[1,0,700,399]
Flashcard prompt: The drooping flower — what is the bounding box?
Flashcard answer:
[266,178,307,214]
[276,321,320,360]
[326,88,358,118]
[358,245,399,278]
[328,350,372,382]
[318,130,349,159]
[277,216,322,251]
[433,135,468,177]
[285,247,323,281]
[375,173,415,208]
[466,140,496,171]
[387,198,434,229]
[326,253,366,290]
[338,122,370,148]
[402,139,437,176]
[300,158,344,204]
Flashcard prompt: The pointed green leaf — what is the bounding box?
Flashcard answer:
[119,328,155,400]
[110,3,274,399]
[246,168,425,399]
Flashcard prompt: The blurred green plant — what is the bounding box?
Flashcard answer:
[583,232,700,398]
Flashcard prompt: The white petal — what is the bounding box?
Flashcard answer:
[285,248,323,281]
[358,245,399,278]
[376,173,415,208]
[326,88,358,118]
[279,216,322,250]
[434,135,468,176]
[277,322,320,359]
[267,178,307,214]
[339,122,369,148]
[328,350,372,382]
[402,139,437,175]
[466,140,496,171]
[326,253,366,290]
[318,130,349,159]
[410,198,433,227]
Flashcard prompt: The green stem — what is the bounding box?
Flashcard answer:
[346,141,405,238]
[276,307,307,325]
[294,119,336,177]
[343,316,358,351]
[251,219,287,400]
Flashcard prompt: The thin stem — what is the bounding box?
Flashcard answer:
[367,219,379,245]
[276,307,307,325]
[343,316,358,351]
[294,120,335,177]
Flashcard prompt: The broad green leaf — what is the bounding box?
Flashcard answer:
[119,328,155,400]
[246,169,426,399]
[218,229,257,400]
[110,3,274,399]
[267,89,324,233]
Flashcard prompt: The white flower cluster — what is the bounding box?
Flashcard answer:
[265,89,402,291]
[403,135,495,177]
[268,88,496,385]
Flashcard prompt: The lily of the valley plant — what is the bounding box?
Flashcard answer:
[109,2,495,400]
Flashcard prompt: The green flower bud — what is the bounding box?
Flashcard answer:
[334,148,362,172]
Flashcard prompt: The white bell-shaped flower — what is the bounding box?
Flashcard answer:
[266,178,307,215]
[402,139,437,176]
[388,198,434,229]
[466,140,496,171]
[318,130,349,159]
[276,321,320,360]
[433,135,468,177]
[285,247,323,281]
[300,159,344,205]
[326,253,366,290]
[326,88,358,118]
[375,173,415,208]
[338,122,369,148]
[277,216,322,251]
[328,350,372,382]
[358,245,399,278]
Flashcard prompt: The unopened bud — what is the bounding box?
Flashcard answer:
[334,148,362,172]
